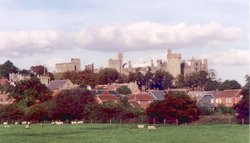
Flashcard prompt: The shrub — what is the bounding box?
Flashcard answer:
[194,113,236,124]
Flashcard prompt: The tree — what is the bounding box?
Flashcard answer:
[52,89,97,121]
[234,75,249,124]
[30,65,48,75]
[78,69,97,88]
[0,104,24,121]
[146,92,199,124]
[128,72,136,82]
[218,80,241,90]
[152,70,174,90]
[0,60,18,78]
[144,68,154,89]
[117,86,132,95]
[134,69,144,88]
[7,77,52,107]
[117,74,129,83]
[98,68,119,84]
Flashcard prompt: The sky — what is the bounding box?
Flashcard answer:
[0,0,249,85]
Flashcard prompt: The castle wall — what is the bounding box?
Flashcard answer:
[184,58,208,76]
[55,58,81,73]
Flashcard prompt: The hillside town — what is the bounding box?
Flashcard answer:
[0,49,248,127]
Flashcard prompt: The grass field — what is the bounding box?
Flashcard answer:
[0,124,248,143]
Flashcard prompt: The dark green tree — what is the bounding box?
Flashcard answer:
[98,68,119,84]
[218,80,241,90]
[117,86,132,95]
[0,60,18,78]
[7,77,52,107]
[234,75,249,124]
[152,70,174,90]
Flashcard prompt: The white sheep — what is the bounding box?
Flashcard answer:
[22,121,27,125]
[77,121,83,124]
[148,125,156,130]
[137,124,144,129]
[15,122,19,125]
[3,122,9,128]
[55,121,63,125]
[71,121,77,125]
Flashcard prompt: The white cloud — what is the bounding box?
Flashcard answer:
[201,49,250,66]
[0,31,72,57]
[74,21,242,51]
[0,21,243,58]
[46,57,66,71]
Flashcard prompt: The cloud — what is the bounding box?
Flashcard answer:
[46,57,66,71]
[201,48,250,66]
[0,31,72,57]
[74,21,242,51]
[0,21,242,57]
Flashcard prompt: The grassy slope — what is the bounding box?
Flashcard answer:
[0,124,248,143]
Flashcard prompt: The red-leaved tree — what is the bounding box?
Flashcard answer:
[146,92,199,124]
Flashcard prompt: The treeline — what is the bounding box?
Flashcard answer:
[60,68,241,91]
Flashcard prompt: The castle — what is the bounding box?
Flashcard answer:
[108,49,208,78]
[55,58,81,73]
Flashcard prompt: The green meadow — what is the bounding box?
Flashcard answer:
[0,124,248,143]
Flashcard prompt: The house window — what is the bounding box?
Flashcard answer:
[211,99,214,103]
[216,99,221,103]
[226,98,232,103]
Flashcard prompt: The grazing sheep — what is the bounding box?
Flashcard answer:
[22,121,27,125]
[25,124,30,129]
[51,121,55,125]
[15,122,19,125]
[71,121,77,125]
[137,124,144,129]
[77,121,83,124]
[40,123,44,127]
[55,121,63,125]
[3,122,9,128]
[148,125,156,131]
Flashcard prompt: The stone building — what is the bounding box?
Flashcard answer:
[108,53,123,74]
[9,73,30,82]
[107,49,208,79]
[184,58,208,76]
[55,58,81,73]
[167,49,181,78]
[37,75,50,86]
[85,63,94,71]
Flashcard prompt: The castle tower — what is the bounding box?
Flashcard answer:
[117,53,123,74]
[108,53,124,74]
[167,49,181,78]
[71,58,81,72]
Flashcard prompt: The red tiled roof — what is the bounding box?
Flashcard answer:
[96,91,118,102]
[216,89,241,98]
[95,85,117,90]
[129,101,141,108]
[0,78,9,86]
[129,92,154,101]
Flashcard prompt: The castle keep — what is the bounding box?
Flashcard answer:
[55,58,81,73]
